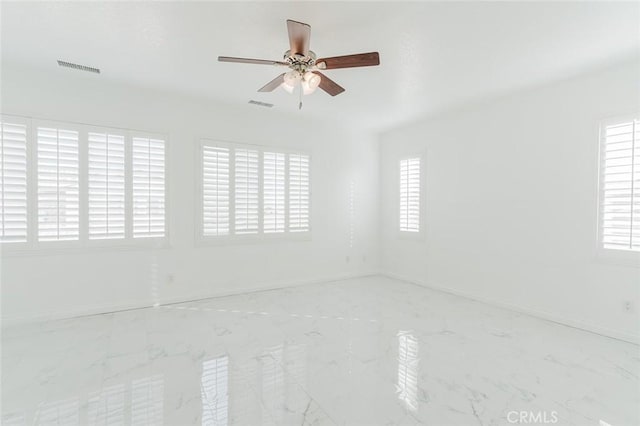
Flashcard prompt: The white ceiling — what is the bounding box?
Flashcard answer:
[2,1,639,132]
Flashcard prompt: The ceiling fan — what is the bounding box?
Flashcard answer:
[218,19,380,109]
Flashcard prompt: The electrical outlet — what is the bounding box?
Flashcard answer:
[345,256,350,263]
[624,301,634,312]
[167,274,175,284]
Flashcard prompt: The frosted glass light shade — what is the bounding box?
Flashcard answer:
[283,71,300,94]
[302,72,321,95]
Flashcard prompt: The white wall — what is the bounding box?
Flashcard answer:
[379,59,640,343]
[0,66,380,322]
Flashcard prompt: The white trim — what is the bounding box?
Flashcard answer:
[33,119,83,246]
[130,130,169,241]
[397,151,425,240]
[0,114,169,254]
[596,114,640,262]
[197,138,311,244]
[382,272,640,345]
[6,271,636,346]
[1,272,378,326]
[0,115,32,248]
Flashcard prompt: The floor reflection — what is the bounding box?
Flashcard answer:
[258,343,308,425]
[201,356,229,426]
[87,384,125,424]
[131,375,164,425]
[36,397,80,425]
[260,346,285,425]
[396,330,419,411]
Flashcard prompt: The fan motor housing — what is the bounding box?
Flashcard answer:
[284,50,317,71]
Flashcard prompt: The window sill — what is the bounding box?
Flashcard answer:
[397,230,425,241]
[196,231,311,247]
[595,248,640,268]
[1,239,170,257]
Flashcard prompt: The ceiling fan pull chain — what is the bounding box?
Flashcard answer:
[299,87,303,110]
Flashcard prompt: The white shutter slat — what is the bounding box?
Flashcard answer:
[400,157,420,233]
[0,121,28,242]
[37,127,80,242]
[235,148,259,235]
[288,154,310,232]
[263,152,285,233]
[601,119,639,251]
[202,146,230,236]
[132,137,165,238]
[88,132,126,240]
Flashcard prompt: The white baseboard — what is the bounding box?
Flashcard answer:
[1,271,379,326]
[7,271,636,346]
[381,272,640,346]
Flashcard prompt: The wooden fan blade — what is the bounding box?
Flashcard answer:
[287,19,311,56]
[258,73,286,92]
[316,52,380,69]
[218,56,288,66]
[314,72,345,96]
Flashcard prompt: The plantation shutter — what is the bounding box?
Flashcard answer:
[202,146,230,236]
[0,121,28,243]
[400,157,420,233]
[263,152,285,233]
[88,132,126,239]
[234,148,259,234]
[36,126,80,241]
[132,137,165,238]
[288,154,309,232]
[600,119,640,251]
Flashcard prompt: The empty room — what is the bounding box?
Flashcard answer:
[1,1,638,425]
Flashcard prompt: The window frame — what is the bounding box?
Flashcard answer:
[85,125,128,243]
[128,129,169,243]
[0,114,32,249]
[596,114,640,266]
[0,114,169,256]
[396,152,425,240]
[32,118,83,250]
[196,138,311,246]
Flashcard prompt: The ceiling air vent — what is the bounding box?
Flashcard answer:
[57,60,100,74]
[248,100,273,108]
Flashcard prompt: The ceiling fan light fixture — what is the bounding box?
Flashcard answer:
[218,19,380,102]
[282,70,301,94]
[301,74,320,95]
[282,82,295,94]
[303,72,321,90]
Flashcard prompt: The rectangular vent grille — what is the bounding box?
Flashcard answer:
[57,60,100,74]
[248,100,273,108]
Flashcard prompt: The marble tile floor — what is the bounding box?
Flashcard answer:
[2,276,638,425]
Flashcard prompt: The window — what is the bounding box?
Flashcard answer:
[234,148,259,235]
[289,154,310,233]
[200,140,310,240]
[88,132,126,240]
[132,136,166,238]
[202,146,230,237]
[399,157,420,233]
[0,115,167,249]
[263,152,286,233]
[599,118,639,252]
[37,126,80,241]
[0,120,28,243]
